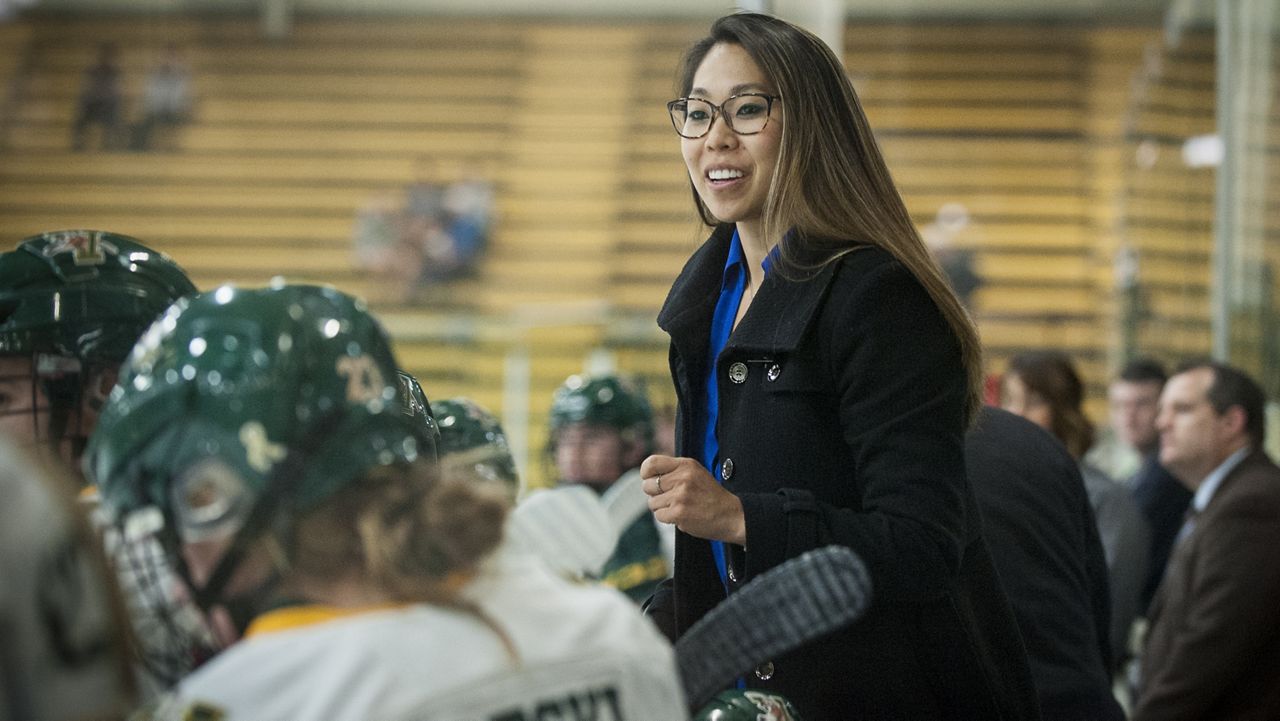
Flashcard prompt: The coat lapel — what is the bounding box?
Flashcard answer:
[657,224,731,369]
[658,224,862,357]
[725,255,840,355]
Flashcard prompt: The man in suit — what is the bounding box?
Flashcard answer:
[1132,361,1280,720]
[1108,358,1193,609]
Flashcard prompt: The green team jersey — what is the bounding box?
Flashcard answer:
[599,469,673,604]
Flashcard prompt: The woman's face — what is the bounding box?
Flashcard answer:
[681,42,782,234]
[1001,373,1054,433]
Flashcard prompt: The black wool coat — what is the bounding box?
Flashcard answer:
[966,407,1123,721]
[652,225,1039,721]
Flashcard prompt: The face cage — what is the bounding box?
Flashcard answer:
[0,355,105,465]
[101,509,220,690]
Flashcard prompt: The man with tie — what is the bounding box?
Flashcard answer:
[1132,361,1280,720]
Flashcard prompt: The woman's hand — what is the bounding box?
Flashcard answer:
[641,455,746,546]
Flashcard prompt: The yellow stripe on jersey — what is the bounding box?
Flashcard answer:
[244,604,404,638]
[602,557,668,593]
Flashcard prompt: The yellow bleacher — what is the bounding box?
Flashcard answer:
[0,13,1221,477]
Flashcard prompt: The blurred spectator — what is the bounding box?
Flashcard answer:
[71,43,123,152]
[352,157,495,303]
[1107,359,1192,610]
[967,407,1124,721]
[404,155,446,221]
[401,156,449,285]
[423,163,495,284]
[352,190,418,300]
[921,202,982,310]
[130,43,193,152]
[1002,350,1151,671]
[1132,361,1280,720]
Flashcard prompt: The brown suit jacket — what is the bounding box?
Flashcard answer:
[1133,450,1280,721]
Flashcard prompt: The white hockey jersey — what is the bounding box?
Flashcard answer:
[150,545,688,721]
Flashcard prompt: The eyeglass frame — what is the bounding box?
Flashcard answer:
[666,93,782,139]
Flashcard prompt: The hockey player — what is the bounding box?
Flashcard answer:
[548,373,675,603]
[86,284,686,720]
[431,395,623,583]
[431,396,520,502]
[0,229,196,466]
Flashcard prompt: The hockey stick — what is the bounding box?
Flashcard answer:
[675,545,873,709]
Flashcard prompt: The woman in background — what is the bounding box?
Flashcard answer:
[1002,349,1151,672]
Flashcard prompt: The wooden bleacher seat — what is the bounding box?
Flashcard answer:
[0,14,1225,482]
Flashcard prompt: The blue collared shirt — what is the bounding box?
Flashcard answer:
[1192,446,1250,513]
[696,229,775,590]
[1176,446,1250,544]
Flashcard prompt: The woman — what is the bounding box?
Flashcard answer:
[1001,350,1151,672]
[86,285,687,720]
[641,12,1037,719]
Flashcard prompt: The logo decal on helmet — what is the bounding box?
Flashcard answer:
[40,230,118,267]
[336,354,386,405]
[239,422,286,473]
[742,691,797,720]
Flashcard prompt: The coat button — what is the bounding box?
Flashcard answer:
[766,363,781,382]
[728,362,748,384]
[755,661,775,680]
[720,457,734,481]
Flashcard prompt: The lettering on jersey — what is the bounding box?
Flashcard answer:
[489,685,623,721]
[335,354,386,404]
[41,230,118,266]
[240,422,287,473]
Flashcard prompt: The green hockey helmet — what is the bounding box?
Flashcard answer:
[0,230,197,364]
[693,689,805,721]
[85,283,433,532]
[396,370,441,457]
[0,230,196,457]
[548,373,654,450]
[431,396,519,500]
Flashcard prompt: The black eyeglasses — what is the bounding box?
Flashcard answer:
[666,93,781,139]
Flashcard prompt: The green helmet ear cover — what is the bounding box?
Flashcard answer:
[0,230,197,364]
[87,284,431,521]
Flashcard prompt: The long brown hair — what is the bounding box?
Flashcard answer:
[676,13,983,422]
[1006,350,1094,459]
